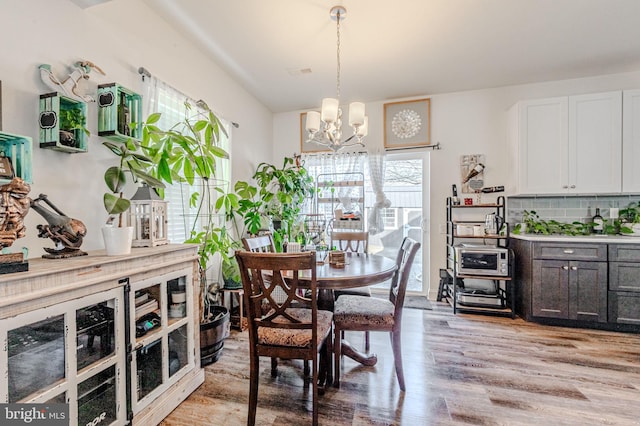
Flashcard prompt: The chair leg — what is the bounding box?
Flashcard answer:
[333,325,341,388]
[271,357,278,377]
[390,330,405,391]
[312,347,319,425]
[326,327,333,385]
[304,360,310,377]
[248,353,260,426]
[365,331,370,351]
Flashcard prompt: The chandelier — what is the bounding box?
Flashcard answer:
[305,6,368,152]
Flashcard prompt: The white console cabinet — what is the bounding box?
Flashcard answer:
[0,245,203,426]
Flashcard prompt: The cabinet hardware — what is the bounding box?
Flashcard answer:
[571,266,578,270]
[562,265,569,270]
[570,185,576,188]
[563,249,574,254]
[562,185,568,189]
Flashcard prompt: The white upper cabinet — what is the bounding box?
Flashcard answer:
[510,96,568,195]
[509,91,622,195]
[622,90,640,192]
[569,91,622,194]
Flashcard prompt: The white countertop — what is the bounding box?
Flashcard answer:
[510,233,640,244]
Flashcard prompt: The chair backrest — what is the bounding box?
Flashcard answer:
[330,231,369,253]
[388,237,421,325]
[235,251,319,348]
[242,234,276,253]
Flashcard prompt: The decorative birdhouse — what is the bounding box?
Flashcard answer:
[127,184,168,247]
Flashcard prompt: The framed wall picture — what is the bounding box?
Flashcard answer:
[384,98,431,149]
[300,112,331,153]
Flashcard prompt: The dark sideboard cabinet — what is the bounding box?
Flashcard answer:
[512,238,640,332]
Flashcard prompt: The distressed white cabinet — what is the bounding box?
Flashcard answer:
[509,91,622,195]
[0,245,202,426]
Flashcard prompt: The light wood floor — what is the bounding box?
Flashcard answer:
[161,303,640,425]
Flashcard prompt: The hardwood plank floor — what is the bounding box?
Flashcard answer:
[161,303,640,425]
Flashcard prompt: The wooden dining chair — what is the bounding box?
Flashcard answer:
[235,251,333,426]
[330,230,372,349]
[333,237,420,391]
[242,234,276,253]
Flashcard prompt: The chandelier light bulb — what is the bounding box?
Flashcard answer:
[305,111,321,132]
[349,102,365,126]
[321,98,339,123]
[357,116,368,137]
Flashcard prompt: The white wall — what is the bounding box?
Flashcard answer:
[274,70,640,299]
[0,0,272,257]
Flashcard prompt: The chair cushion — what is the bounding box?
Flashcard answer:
[333,295,395,329]
[257,308,333,348]
[334,286,372,299]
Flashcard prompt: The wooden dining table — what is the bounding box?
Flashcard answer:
[296,252,398,367]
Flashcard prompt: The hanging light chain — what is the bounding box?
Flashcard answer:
[335,8,341,100]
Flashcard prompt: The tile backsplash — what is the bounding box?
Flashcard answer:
[507,194,640,224]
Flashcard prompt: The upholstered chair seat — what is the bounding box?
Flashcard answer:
[334,296,395,329]
[258,308,333,348]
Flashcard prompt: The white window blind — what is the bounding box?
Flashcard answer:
[142,77,231,243]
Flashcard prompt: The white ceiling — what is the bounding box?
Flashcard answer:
[146,0,640,113]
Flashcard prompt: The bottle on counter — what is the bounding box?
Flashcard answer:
[451,184,460,205]
[117,92,130,136]
[592,207,604,234]
[282,234,289,253]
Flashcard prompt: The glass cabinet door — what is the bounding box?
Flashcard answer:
[1,287,126,425]
[76,302,115,371]
[7,315,65,402]
[130,268,193,413]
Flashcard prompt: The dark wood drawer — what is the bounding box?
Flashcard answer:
[608,291,640,325]
[609,244,640,262]
[609,262,640,292]
[533,243,607,261]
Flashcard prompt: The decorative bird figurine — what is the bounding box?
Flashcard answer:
[39,60,105,103]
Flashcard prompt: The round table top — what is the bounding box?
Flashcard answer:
[300,252,398,289]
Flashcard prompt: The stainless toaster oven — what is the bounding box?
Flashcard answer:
[453,244,509,276]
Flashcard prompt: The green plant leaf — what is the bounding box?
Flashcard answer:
[103,193,130,215]
[104,166,126,194]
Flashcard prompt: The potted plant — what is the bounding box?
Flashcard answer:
[102,118,165,255]
[250,156,315,246]
[59,106,89,147]
[619,202,640,235]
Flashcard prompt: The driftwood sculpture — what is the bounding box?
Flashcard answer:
[39,60,105,103]
[0,178,31,249]
[30,194,87,258]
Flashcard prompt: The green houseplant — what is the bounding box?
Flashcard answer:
[101,120,165,255]
[138,105,234,321]
[59,106,89,147]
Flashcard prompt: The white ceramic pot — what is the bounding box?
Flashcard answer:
[102,226,134,255]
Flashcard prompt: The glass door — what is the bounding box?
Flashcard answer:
[368,151,429,295]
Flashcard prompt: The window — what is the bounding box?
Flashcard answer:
[142,78,231,243]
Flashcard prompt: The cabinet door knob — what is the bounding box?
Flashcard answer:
[562,185,568,189]
[562,265,569,270]
[570,185,576,189]
[571,266,578,271]
[563,249,574,254]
